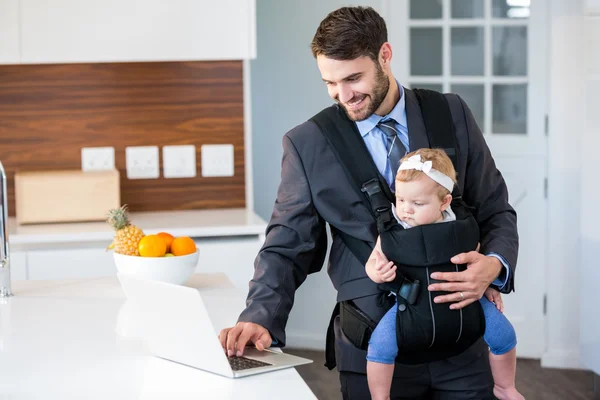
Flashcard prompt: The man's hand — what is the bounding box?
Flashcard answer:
[484,287,504,313]
[218,322,272,357]
[366,250,397,284]
[427,251,502,310]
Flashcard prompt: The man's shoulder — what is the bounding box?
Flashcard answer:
[441,92,469,135]
[442,92,465,112]
[284,106,337,144]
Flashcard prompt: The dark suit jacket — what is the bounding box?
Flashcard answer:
[238,88,518,371]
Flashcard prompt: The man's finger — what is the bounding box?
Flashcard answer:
[226,324,243,357]
[429,281,471,293]
[253,331,272,351]
[433,291,472,304]
[450,251,480,265]
[429,270,469,283]
[235,327,255,357]
[475,242,481,253]
[219,328,231,350]
[449,297,477,310]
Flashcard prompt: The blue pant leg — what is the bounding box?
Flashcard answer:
[366,300,399,364]
[479,297,517,355]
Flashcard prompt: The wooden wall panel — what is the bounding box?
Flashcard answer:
[0,61,245,217]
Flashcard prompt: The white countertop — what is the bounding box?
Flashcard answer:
[8,208,268,246]
[0,274,316,400]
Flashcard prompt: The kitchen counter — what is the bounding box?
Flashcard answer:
[0,274,317,399]
[8,208,267,247]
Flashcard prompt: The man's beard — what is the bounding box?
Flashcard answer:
[341,66,390,122]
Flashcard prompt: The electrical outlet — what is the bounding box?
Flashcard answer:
[201,144,234,177]
[163,145,197,178]
[126,146,160,179]
[81,147,115,172]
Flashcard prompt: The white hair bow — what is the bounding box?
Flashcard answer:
[397,155,454,192]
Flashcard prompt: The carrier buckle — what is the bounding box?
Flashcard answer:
[361,178,382,197]
[398,279,420,305]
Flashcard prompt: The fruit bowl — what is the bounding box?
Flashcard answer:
[113,250,199,285]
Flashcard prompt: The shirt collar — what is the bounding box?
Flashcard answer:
[355,81,407,138]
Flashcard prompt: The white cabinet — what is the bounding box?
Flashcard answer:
[0,0,20,63]
[20,0,256,64]
[27,247,116,280]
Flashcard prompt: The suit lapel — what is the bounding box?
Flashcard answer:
[404,87,430,151]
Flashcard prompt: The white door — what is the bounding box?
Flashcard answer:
[387,0,547,358]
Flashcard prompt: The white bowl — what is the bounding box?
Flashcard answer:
[113,250,199,285]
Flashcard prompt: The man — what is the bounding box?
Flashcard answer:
[220,6,518,399]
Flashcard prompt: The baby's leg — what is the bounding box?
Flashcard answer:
[366,300,398,400]
[480,296,524,400]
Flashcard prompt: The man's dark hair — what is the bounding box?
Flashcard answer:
[311,6,388,61]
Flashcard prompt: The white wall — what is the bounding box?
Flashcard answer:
[250,0,385,349]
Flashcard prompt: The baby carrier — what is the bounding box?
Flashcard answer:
[313,89,486,366]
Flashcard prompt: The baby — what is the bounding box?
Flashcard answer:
[365,148,524,400]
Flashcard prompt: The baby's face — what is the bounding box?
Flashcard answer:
[395,175,446,227]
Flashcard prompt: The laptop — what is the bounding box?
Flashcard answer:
[117,273,312,378]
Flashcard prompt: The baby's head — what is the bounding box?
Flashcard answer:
[395,148,457,227]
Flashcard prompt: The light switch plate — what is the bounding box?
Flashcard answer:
[126,146,160,179]
[201,144,234,177]
[81,147,115,172]
[163,145,197,178]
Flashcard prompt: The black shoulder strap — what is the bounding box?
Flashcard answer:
[412,88,461,197]
[311,105,395,218]
[310,105,396,267]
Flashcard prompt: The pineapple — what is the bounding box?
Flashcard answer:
[106,205,145,256]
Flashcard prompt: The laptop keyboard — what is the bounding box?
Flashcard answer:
[227,356,273,371]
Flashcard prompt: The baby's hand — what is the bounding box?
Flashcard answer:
[484,287,504,313]
[374,250,396,283]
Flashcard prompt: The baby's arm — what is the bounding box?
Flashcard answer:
[366,237,397,283]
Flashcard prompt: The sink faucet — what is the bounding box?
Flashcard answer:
[0,162,11,298]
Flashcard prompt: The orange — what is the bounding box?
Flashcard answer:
[170,236,197,256]
[156,232,175,252]
[138,234,167,257]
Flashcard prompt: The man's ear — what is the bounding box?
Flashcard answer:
[379,42,393,66]
[440,194,452,212]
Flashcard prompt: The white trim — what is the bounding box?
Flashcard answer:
[442,0,450,93]
[545,10,585,371]
[243,59,254,211]
[484,0,493,135]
